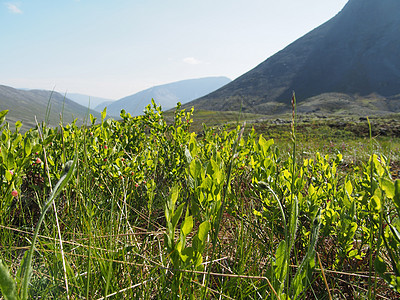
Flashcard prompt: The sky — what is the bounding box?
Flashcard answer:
[0,0,348,100]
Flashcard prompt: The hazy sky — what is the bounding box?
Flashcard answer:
[0,0,348,99]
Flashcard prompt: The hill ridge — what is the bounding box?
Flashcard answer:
[0,84,101,132]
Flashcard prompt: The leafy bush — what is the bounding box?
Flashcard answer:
[0,101,399,299]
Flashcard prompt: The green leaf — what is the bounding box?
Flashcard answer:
[6,152,14,170]
[308,184,315,196]
[172,203,184,230]
[5,170,12,182]
[275,241,286,267]
[89,114,96,125]
[181,247,194,262]
[47,155,55,167]
[388,223,400,243]
[381,178,395,199]
[184,147,192,164]
[345,180,353,196]
[101,107,107,122]
[189,160,202,181]
[393,180,400,215]
[210,159,222,184]
[374,256,387,275]
[258,135,274,157]
[253,209,262,217]
[24,137,31,157]
[274,240,287,282]
[373,155,385,177]
[15,121,22,131]
[0,110,8,125]
[194,254,203,269]
[188,134,198,156]
[348,249,359,258]
[1,146,7,162]
[170,185,179,206]
[164,233,173,249]
[0,259,17,300]
[165,207,171,222]
[370,195,381,212]
[181,215,193,237]
[197,221,210,243]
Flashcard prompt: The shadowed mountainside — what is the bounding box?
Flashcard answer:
[185,0,400,115]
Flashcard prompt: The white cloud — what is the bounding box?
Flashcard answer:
[5,3,22,14]
[183,57,202,65]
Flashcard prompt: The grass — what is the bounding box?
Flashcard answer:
[185,109,400,173]
[1,102,400,299]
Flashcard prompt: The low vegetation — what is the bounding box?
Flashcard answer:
[0,100,400,299]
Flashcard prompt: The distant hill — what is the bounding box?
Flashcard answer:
[186,0,400,115]
[0,85,101,132]
[95,101,115,112]
[66,93,115,111]
[106,77,231,117]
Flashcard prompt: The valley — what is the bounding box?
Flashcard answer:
[1,0,400,298]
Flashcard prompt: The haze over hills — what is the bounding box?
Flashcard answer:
[186,0,400,115]
[105,77,231,117]
[0,85,101,132]
[0,77,231,131]
[94,101,114,112]
[66,93,115,111]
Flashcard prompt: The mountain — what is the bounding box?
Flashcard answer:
[66,93,115,111]
[186,0,400,115]
[106,77,231,117]
[0,85,101,132]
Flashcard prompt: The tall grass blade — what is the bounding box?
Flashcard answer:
[44,89,55,125]
[61,92,67,127]
[291,207,322,298]
[19,155,77,299]
[317,252,332,300]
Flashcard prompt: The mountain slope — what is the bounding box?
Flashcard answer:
[0,85,101,131]
[106,77,231,117]
[186,0,400,114]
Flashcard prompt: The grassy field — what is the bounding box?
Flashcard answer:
[1,102,400,299]
[186,109,400,171]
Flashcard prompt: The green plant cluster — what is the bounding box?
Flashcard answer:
[0,101,399,299]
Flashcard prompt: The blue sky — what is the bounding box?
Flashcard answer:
[0,0,348,99]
